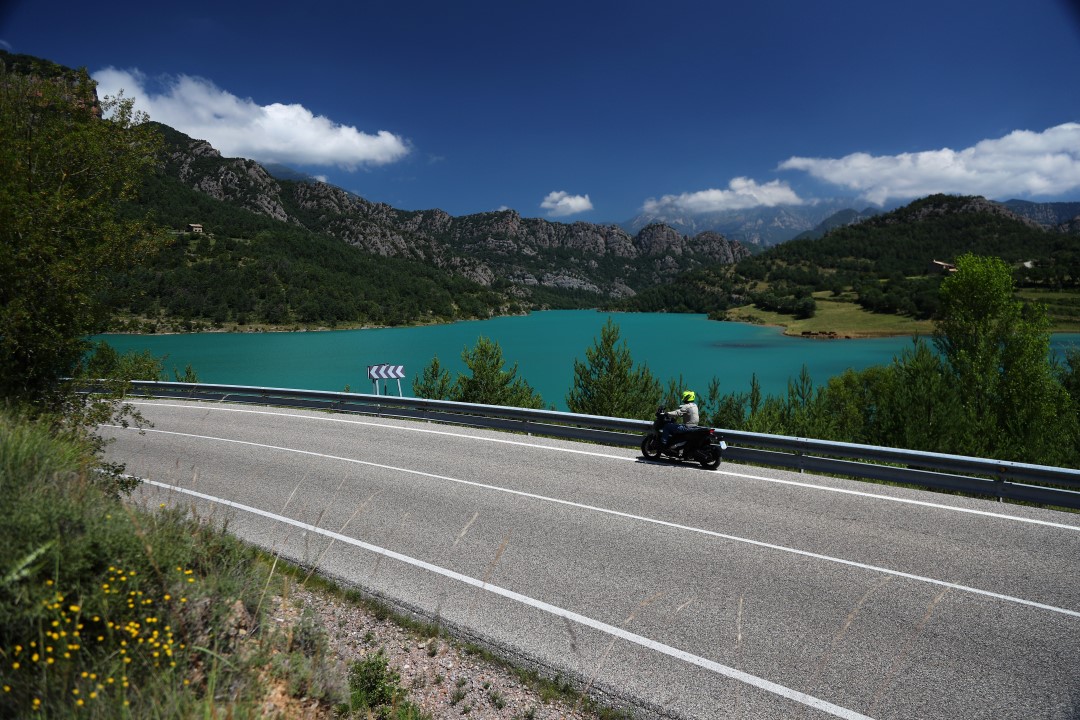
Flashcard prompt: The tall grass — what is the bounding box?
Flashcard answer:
[0,408,347,718]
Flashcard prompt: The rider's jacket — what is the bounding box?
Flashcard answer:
[667,402,700,426]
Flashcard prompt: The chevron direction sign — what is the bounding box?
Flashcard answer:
[367,364,405,380]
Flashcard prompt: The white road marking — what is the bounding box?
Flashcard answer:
[107,424,1080,619]
[127,401,1080,532]
[137,476,879,720]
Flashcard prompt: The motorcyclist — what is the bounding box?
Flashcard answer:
[661,390,699,447]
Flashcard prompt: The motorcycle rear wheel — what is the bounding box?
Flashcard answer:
[699,446,721,470]
[641,435,662,460]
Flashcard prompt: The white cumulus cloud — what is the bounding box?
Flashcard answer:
[541,191,593,217]
[642,177,804,215]
[779,123,1080,205]
[92,67,410,169]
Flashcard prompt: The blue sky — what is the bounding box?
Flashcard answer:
[3,0,1079,223]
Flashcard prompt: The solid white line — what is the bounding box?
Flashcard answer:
[127,401,1080,532]
[108,424,1080,619]
[128,401,625,458]
[138,477,878,720]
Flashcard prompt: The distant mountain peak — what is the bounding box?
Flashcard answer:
[624,199,881,247]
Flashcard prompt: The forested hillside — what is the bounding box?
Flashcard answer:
[622,195,1080,324]
[111,121,755,329]
[110,228,512,331]
[110,158,516,330]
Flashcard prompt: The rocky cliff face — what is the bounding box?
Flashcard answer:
[158,126,750,299]
[288,182,447,262]
[1060,215,1080,235]
[162,132,296,224]
[1002,200,1080,228]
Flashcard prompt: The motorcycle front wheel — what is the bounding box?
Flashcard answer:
[641,435,662,460]
[699,446,721,470]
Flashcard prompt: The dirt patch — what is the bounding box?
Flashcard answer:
[271,585,603,720]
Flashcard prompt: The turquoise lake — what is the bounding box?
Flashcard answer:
[96,311,1080,411]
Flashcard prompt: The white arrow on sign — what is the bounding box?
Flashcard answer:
[367,364,405,380]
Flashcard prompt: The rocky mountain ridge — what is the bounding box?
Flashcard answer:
[789,195,1080,241]
[872,195,1043,228]
[155,123,751,298]
[624,199,881,247]
[630,194,1080,246]
[1002,199,1080,229]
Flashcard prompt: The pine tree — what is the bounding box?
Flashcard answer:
[565,317,661,419]
[452,337,544,408]
[412,355,453,400]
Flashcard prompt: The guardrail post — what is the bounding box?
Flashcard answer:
[995,465,1007,503]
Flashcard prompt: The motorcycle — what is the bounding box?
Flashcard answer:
[641,406,726,470]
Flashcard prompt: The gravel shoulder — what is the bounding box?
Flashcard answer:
[271,580,609,720]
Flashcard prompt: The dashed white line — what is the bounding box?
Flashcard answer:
[136,476,878,720]
[106,424,1080,619]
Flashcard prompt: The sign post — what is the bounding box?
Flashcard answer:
[367,364,406,396]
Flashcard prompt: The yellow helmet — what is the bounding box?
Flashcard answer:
[681,390,696,403]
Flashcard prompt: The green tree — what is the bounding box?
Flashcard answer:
[1059,348,1080,406]
[817,364,894,444]
[80,341,165,382]
[565,317,662,418]
[0,58,166,406]
[816,339,962,451]
[934,254,1076,463]
[451,337,544,408]
[412,354,453,400]
[877,339,964,454]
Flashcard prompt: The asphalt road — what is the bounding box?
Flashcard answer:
[100,399,1080,720]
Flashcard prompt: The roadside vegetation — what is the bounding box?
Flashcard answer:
[0,55,327,718]
[0,412,343,718]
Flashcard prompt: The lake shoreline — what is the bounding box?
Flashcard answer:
[106,309,922,340]
[105,311,531,337]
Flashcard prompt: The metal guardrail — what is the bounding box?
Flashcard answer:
[122,380,1080,510]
